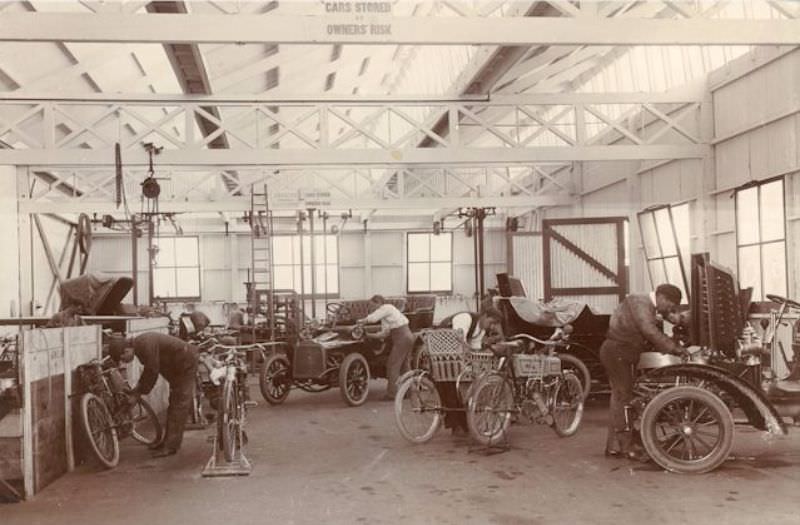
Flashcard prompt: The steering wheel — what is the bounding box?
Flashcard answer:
[766,294,800,310]
[326,302,351,327]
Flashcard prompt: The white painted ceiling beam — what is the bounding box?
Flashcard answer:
[1,144,709,166]
[19,194,574,215]
[3,13,799,45]
[0,91,705,104]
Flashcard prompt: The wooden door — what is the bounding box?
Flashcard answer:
[543,217,628,314]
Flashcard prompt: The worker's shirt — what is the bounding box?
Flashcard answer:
[449,312,484,351]
[605,294,681,358]
[132,332,196,395]
[363,304,409,332]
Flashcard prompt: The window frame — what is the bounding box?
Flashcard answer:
[271,233,340,299]
[734,176,788,301]
[406,231,454,294]
[636,203,691,303]
[151,236,202,302]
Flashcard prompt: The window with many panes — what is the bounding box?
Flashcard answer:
[152,237,201,300]
[272,235,339,297]
[735,178,787,300]
[407,232,453,293]
[637,203,690,302]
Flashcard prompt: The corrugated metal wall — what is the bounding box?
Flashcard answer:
[509,233,544,301]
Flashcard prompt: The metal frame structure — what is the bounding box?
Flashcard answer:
[17,164,580,214]
[0,94,708,167]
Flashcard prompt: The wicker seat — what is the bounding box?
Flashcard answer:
[422,329,494,383]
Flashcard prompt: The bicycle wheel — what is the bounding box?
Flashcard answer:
[80,393,120,469]
[129,397,163,446]
[394,374,442,444]
[219,376,240,462]
[557,352,591,400]
[190,376,206,426]
[467,373,514,446]
[551,372,584,437]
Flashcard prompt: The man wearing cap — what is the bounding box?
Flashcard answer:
[599,283,689,460]
[109,332,199,458]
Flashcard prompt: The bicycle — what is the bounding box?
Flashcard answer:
[466,333,585,446]
[197,339,264,463]
[394,329,495,444]
[76,357,163,469]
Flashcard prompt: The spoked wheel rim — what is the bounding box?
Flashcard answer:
[87,398,116,458]
[551,373,584,437]
[394,375,442,443]
[339,353,370,406]
[346,361,368,400]
[652,399,723,460]
[467,375,513,446]
[641,386,734,474]
[220,379,241,462]
[260,355,291,404]
[129,399,162,446]
[81,394,119,468]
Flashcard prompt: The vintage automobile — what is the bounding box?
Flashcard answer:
[258,296,437,407]
[258,323,386,406]
[624,257,797,474]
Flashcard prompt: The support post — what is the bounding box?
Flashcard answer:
[308,208,316,319]
[147,219,154,306]
[131,214,138,306]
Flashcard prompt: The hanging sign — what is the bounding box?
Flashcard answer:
[323,2,393,36]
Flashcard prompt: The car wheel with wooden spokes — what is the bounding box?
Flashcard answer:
[339,352,370,406]
[640,386,734,474]
[259,353,291,405]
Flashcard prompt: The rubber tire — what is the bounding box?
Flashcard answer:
[467,373,514,447]
[339,353,370,407]
[259,354,291,405]
[80,393,120,469]
[412,345,430,372]
[219,378,239,463]
[557,352,591,401]
[550,372,584,437]
[129,397,163,446]
[394,374,442,444]
[640,385,734,474]
[190,376,206,426]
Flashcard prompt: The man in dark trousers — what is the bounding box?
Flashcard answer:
[109,332,198,458]
[600,283,688,459]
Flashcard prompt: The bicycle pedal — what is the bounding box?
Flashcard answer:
[244,401,258,408]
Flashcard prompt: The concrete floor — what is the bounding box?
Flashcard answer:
[4,379,800,525]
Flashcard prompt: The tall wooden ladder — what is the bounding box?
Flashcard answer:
[250,185,275,342]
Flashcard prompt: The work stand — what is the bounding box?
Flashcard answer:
[201,432,252,478]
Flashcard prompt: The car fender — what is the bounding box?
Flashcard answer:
[642,363,787,435]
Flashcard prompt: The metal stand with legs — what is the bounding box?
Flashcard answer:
[201,428,252,477]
